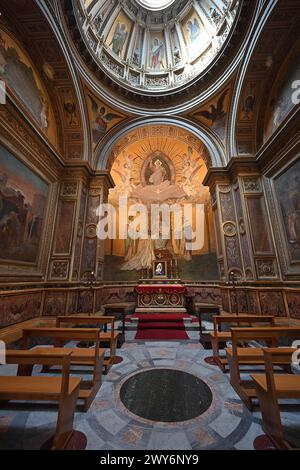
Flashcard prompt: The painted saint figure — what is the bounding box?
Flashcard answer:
[109,22,128,57]
[186,18,200,43]
[150,38,164,70]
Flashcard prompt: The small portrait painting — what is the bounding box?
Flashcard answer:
[153,260,167,278]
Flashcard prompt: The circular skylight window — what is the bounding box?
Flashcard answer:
[137,0,176,10]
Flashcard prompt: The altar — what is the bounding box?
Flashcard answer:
[135,283,186,313]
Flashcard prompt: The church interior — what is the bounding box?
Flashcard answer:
[0,0,300,453]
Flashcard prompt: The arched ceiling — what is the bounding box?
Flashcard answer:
[232,0,300,157]
[105,123,212,172]
[109,124,211,205]
[1,0,299,170]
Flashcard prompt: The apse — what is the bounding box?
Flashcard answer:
[103,124,219,281]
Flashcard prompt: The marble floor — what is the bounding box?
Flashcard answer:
[0,333,300,450]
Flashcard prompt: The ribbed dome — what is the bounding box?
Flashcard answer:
[76,0,240,94]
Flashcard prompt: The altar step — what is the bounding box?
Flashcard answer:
[137,321,186,330]
[133,313,191,340]
[131,314,189,322]
[135,307,187,314]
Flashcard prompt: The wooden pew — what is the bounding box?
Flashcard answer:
[225,326,300,410]
[252,348,300,450]
[22,327,105,411]
[56,316,120,373]
[0,350,81,450]
[209,315,275,371]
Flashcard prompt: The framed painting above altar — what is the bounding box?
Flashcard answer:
[153,260,167,278]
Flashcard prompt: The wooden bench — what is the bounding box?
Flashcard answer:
[22,327,105,411]
[56,316,120,373]
[0,350,81,450]
[209,315,275,371]
[225,326,300,410]
[252,348,300,449]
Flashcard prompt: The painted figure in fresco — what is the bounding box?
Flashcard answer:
[89,95,123,145]
[186,18,200,43]
[0,167,46,261]
[241,85,256,120]
[181,147,204,197]
[0,35,7,74]
[63,91,78,127]
[194,89,229,140]
[195,89,229,125]
[150,38,164,70]
[132,48,140,67]
[173,45,181,65]
[0,32,49,133]
[109,22,128,57]
[149,159,166,186]
[131,156,186,202]
[286,174,300,245]
[111,153,137,197]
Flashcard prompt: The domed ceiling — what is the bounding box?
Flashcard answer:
[74,0,242,101]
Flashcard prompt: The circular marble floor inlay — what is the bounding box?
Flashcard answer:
[120,368,213,423]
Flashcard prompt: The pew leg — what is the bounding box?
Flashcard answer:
[255,384,283,443]
[52,385,80,450]
[85,356,104,412]
[111,339,117,358]
[212,339,226,372]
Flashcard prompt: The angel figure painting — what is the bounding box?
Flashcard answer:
[181,147,205,198]
[110,153,137,201]
[194,89,229,140]
[88,95,124,147]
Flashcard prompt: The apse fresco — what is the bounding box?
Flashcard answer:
[265,42,300,140]
[104,129,218,281]
[0,145,49,263]
[274,158,300,263]
[0,28,56,146]
[106,10,132,60]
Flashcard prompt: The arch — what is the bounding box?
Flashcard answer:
[228,0,280,157]
[94,116,226,170]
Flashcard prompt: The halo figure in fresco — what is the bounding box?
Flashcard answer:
[186,18,200,43]
[150,38,164,70]
[110,22,128,57]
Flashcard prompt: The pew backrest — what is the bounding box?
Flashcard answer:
[5,350,73,399]
[56,316,115,336]
[212,315,275,334]
[230,327,300,358]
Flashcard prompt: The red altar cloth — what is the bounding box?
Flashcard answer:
[135,285,185,295]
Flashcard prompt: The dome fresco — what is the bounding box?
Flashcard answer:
[77,0,240,94]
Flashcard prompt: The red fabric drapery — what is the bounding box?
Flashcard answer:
[135,285,185,295]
